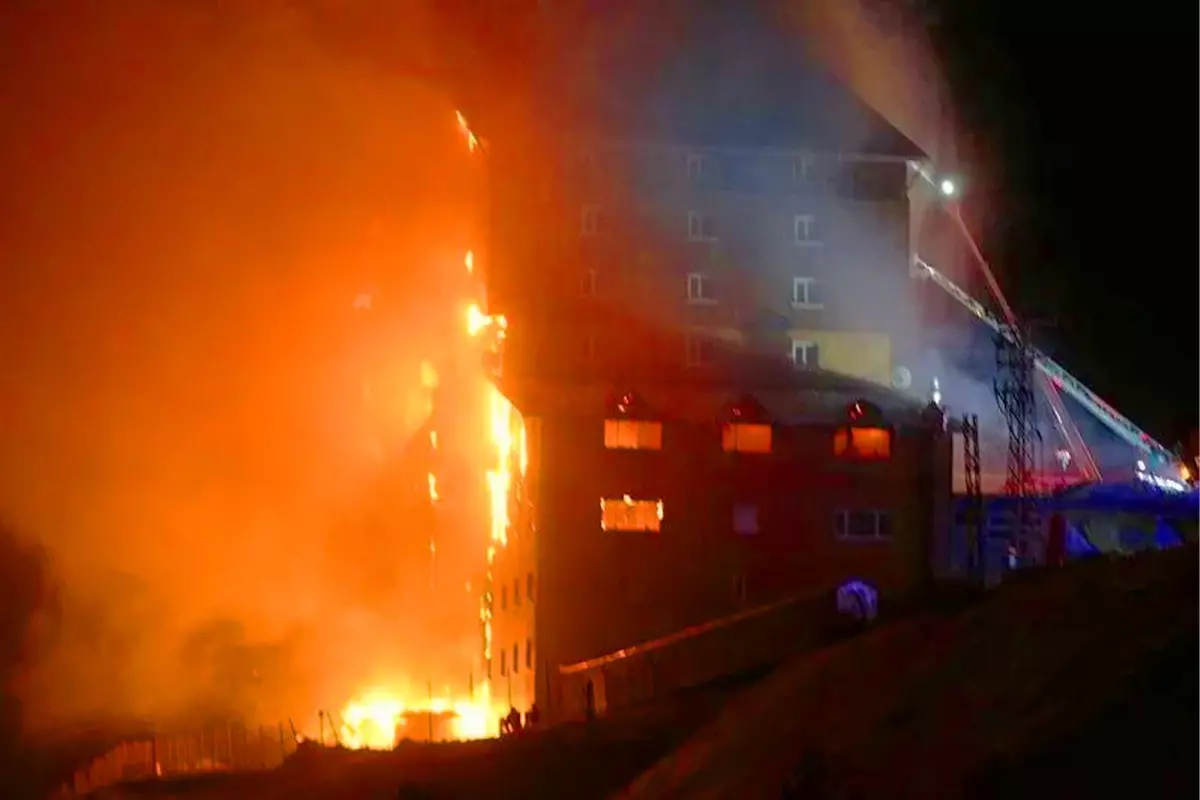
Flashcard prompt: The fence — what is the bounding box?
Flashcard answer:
[57,721,298,797]
[556,590,848,723]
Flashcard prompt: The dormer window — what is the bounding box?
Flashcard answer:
[722,395,772,453]
[834,399,891,459]
[604,390,662,450]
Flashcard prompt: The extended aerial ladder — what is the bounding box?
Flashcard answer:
[912,255,1178,470]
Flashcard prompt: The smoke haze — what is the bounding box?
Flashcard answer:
[0,2,479,734]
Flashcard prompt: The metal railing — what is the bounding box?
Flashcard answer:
[53,721,298,797]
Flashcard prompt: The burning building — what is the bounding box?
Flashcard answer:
[457,3,954,720]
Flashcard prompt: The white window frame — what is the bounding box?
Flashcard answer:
[835,509,892,541]
[791,276,823,310]
[687,210,717,242]
[792,153,813,183]
[686,272,715,304]
[581,204,600,236]
[580,267,597,297]
[793,213,822,246]
[686,152,710,181]
[791,338,819,368]
[685,334,714,367]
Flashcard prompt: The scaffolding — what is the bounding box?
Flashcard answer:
[994,324,1040,561]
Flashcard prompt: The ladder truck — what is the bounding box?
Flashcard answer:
[912,255,1183,479]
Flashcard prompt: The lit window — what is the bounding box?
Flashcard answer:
[512,643,519,674]
[833,426,892,459]
[513,577,521,607]
[687,210,717,241]
[581,205,601,236]
[792,277,823,309]
[525,638,533,669]
[793,214,821,246]
[686,272,714,303]
[722,423,772,453]
[687,152,710,181]
[686,335,715,367]
[733,504,759,535]
[500,649,507,676]
[527,573,535,603]
[580,268,597,297]
[835,509,892,540]
[600,496,664,532]
[791,339,820,369]
[604,419,663,450]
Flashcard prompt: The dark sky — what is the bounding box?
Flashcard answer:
[929,2,1198,447]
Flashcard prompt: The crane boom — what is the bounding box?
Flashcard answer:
[913,256,1176,466]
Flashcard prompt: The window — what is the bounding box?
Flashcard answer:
[686,272,714,304]
[604,419,663,450]
[525,638,533,670]
[581,331,597,364]
[500,585,507,610]
[793,214,821,246]
[792,277,823,309]
[687,211,717,241]
[513,577,521,607]
[733,504,759,535]
[792,153,813,183]
[835,509,893,540]
[512,643,519,674]
[687,152,710,181]
[580,268,597,297]
[500,648,507,676]
[833,426,892,459]
[581,205,601,236]
[722,423,772,453]
[600,496,664,532]
[686,335,715,367]
[791,339,820,369]
[526,573,535,603]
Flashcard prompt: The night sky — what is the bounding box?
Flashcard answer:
[929,2,1198,449]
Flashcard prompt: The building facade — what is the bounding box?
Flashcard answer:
[485,373,951,720]
[467,3,953,719]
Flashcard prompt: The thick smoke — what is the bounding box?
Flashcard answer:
[0,2,481,737]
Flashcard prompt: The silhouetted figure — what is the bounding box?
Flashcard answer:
[583,680,596,721]
[525,703,540,729]
[505,706,522,735]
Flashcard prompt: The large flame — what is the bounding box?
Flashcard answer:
[338,687,492,749]
[331,110,507,749]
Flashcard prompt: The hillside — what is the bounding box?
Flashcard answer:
[622,547,1198,799]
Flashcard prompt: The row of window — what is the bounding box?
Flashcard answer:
[604,419,892,459]
[576,149,906,201]
[580,206,823,246]
[497,637,534,678]
[680,273,824,309]
[599,498,893,540]
[497,572,536,612]
[581,330,822,369]
[580,269,823,316]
